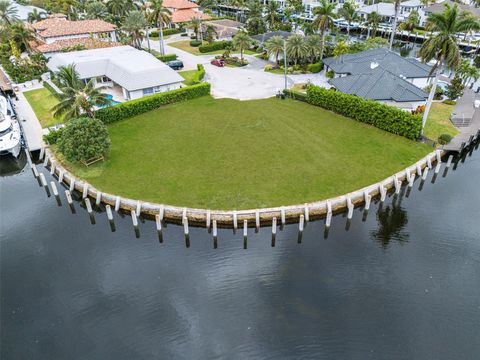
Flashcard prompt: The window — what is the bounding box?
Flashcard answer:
[143,88,154,95]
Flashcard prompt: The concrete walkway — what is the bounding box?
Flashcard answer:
[14,90,45,151]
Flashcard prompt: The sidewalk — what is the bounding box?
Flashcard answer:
[14,90,45,151]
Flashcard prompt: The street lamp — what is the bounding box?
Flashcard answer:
[283,38,287,91]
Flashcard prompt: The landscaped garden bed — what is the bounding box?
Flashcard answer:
[57,95,431,210]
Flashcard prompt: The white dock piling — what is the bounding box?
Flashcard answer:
[304,204,310,222]
[131,210,138,226]
[206,210,211,229]
[96,192,102,205]
[434,162,441,174]
[233,211,238,230]
[416,163,422,176]
[155,214,162,231]
[159,205,165,222]
[446,155,453,168]
[39,147,45,160]
[50,181,58,196]
[69,178,75,192]
[326,201,332,228]
[106,205,113,220]
[379,184,387,202]
[280,207,286,226]
[65,190,73,204]
[32,164,39,178]
[436,150,442,163]
[136,201,141,217]
[182,208,187,220]
[422,167,429,180]
[272,217,277,235]
[39,173,47,187]
[58,170,64,183]
[427,156,432,169]
[213,220,217,237]
[255,210,260,230]
[408,173,415,187]
[299,214,304,232]
[364,190,371,210]
[43,155,49,167]
[49,162,55,175]
[346,196,354,219]
[243,220,248,237]
[82,183,88,199]
[394,176,401,194]
[85,198,92,213]
[406,168,411,183]
[183,217,189,235]
[115,196,121,212]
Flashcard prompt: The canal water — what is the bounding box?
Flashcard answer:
[1,147,479,360]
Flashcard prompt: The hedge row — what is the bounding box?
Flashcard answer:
[150,28,182,37]
[193,64,205,83]
[43,81,59,96]
[155,53,177,62]
[94,82,211,124]
[306,86,422,140]
[199,40,232,53]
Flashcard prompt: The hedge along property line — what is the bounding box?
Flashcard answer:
[43,147,443,228]
[198,40,232,53]
[43,81,60,96]
[155,53,177,62]
[94,82,211,124]
[306,86,423,140]
[193,64,205,83]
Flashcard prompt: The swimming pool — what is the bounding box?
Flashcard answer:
[97,94,121,108]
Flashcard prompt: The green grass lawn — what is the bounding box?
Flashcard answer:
[169,40,256,56]
[425,102,459,141]
[23,88,62,128]
[179,70,199,85]
[63,96,431,210]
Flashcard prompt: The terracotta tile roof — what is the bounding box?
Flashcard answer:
[171,9,210,23]
[35,38,122,53]
[32,18,116,38]
[163,0,199,10]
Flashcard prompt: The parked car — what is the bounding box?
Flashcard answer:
[167,60,184,70]
[211,59,225,67]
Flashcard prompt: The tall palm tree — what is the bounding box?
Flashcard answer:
[338,1,358,35]
[232,31,252,61]
[107,0,135,17]
[203,23,218,43]
[246,1,265,35]
[265,35,284,65]
[0,0,18,25]
[286,34,308,65]
[389,0,401,49]
[27,8,46,23]
[122,10,147,48]
[190,17,203,41]
[366,11,381,38]
[305,34,322,63]
[85,1,109,19]
[147,0,171,55]
[52,65,111,120]
[265,0,279,30]
[419,3,480,135]
[312,0,336,60]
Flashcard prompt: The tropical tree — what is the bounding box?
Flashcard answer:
[203,23,217,43]
[10,22,34,52]
[122,10,147,48]
[147,0,171,55]
[27,8,46,23]
[52,65,111,120]
[338,1,358,35]
[389,0,401,49]
[189,17,203,41]
[232,31,252,61]
[419,3,480,134]
[246,1,266,35]
[265,0,280,30]
[0,0,18,25]
[365,11,381,38]
[85,1,108,19]
[333,40,349,56]
[312,0,336,60]
[305,34,322,63]
[265,35,284,65]
[456,58,480,85]
[286,34,308,65]
[107,0,135,18]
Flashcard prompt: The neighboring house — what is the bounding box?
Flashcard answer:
[11,1,46,22]
[323,48,434,108]
[357,3,399,24]
[47,46,184,101]
[424,0,480,20]
[251,31,293,44]
[162,0,211,26]
[35,38,122,57]
[203,19,244,40]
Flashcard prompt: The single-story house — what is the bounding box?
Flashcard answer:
[203,19,244,40]
[35,38,122,57]
[47,46,184,101]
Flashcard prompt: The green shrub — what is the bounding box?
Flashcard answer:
[95,83,211,123]
[58,117,110,163]
[264,64,273,71]
[424,83,444,100]
[192,64,205,83]
[181,33,188,37]
[445,75,463,100]
[438,133,453,145]
[198,40,232,53]
[307,62,323,73]
[442,99,456,105]
[155,53,177,62]
[163,28,182,36]
[190,40,202,47]
[149,30,159,38]
[43,127,63,144]
[326,70,334,78]
[306,86,422,140]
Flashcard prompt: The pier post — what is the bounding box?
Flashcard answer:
[271,217,277,247]
[393,176,401,194]
[106,205,113,221]
[182,208,187,221]
[243,220,248,249]
[326,201,332,228]
[427,156,432,169]
[416,163,422,176]
[255,210,260,230]
[82,183,88,199]
[446,155,453,168]
[136,201,141,217]
[49,162,55,175]
[346,196,354,219]
[50,181,58,197]
[213,220,218,249]
[39,147,45,160]
[280,207,286,226]
[184,216,190,248]
[65,190,73,205]
[364,190,371,210]
[159,205,165,222]
[69,178,75,192]
[233,211,238,230]
[58,170,64,183]
[304,204,309,222]
[85,198,93,214]
[299,214,304,232]
[155,214,163,243]
[131,210,138,227]
[379,184,387,202]
[43,155,49,167]
[408,173,415,187]
[206,210,211,229]
[115,196,121,212]
[434,162,441,174]
[436,150,442,163]
[422,167,429,180]
[39,173,47,187]
[95,192,102,205]
[32,164,39,178]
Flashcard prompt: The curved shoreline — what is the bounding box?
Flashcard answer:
[42,148,443,228]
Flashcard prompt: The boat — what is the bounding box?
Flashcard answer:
[0,95,21,158]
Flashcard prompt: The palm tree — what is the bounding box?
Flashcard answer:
[365,11,381,38]
[10,22,34,52]
[312,0,336,60]
[246,1,266,35]
[27,8,46,23]
[233,31,252,62]
[52,65,111,120]
[419,3,480,135]
[265,0,279,30]
[203,24,217,43]
[389,0,401,49]
[0,0,18,26]
[190,17,203,41]
[265,35,284,65]
[147,0,171,55]
[85,1,108,19]
[305,34,322,63]
[456,59,480,85]
[122,11,147,48]
[107,0,135,18]
[286,34,308,65]
[338,1,357,35]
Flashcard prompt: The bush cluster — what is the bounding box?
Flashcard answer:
[43,127,63,144]
[190,40,202,47]
[438,133,453,145]
[307,62,323,73]
[192,64,205,83]
[198,40,232,53]
[306,86,422,140]
[95,83,211,124]
[155,53,177,62]
[150,28,182,38]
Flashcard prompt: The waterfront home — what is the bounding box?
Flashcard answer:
[46,46,184,101]
[162,0,210,26]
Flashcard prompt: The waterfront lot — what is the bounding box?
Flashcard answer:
[64,96,431,209]
[23,88,61,128]
[425,102,459,141]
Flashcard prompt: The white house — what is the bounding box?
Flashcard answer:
[47,46,184,101]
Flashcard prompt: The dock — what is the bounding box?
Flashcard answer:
[13,90,45,152]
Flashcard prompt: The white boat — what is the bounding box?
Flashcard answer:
[0,96,21,158]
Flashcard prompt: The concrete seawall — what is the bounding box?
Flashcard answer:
[43,148,443,228]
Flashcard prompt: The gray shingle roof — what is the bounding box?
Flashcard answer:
[322,48,433,78]
[329,67,428,102]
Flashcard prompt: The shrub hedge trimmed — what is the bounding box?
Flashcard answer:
[190,40,202,47]
[192,64,205,83]
[95,82,211,124]
[155,53,177,62]
[307,62,323,73]
[306,86,422,140]
[199,40,232,53]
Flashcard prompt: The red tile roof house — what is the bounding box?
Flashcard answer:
[162,0,211,26]
[29,14,119,57]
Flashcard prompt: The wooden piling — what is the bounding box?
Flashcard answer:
[82,183,88,199]
[422,167,429,180]
[408,173,415,187]
[299,214,304,232]
[69,178,75,192]
[243,220,248,249]
[43,155,49,167]
[39,173,47,187]
[32,164,39,178]
[50,162,55,175]
[446,155,453,168]
[394,176,401,194]
[280,207,286,226]
[255,210,260,230]
[213,220,218,248]
[183,217,189,235]
[272,217,277,235]
[233,211,238,230]
[346,196,354,219]
[155,214,162,231]
[416,163,422,176]
[326,201,332,228]
[379,184,387,202]
[159,205,165,222]
[39,147,45,160]
[136,201,141,217]
[427,156,432,169]
[434,162,441,174]
[364,190,371,210]
[58,170,64,183]
[436,150,442,163]
[206,210,211,229]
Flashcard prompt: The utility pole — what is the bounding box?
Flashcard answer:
[283,38,287,91]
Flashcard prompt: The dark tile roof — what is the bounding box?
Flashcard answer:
[329,67,428,102]
[322,48,433,78]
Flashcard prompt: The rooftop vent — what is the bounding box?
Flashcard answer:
[370,61,379,69]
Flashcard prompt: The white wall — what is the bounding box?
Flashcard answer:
[127,82,182,100]
[411,77,432,89]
